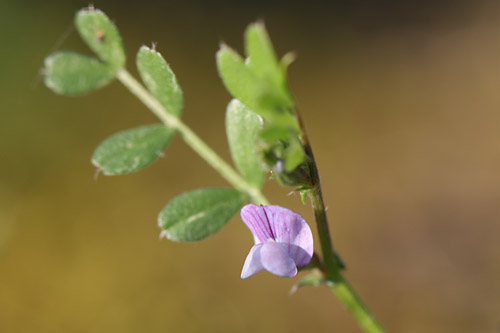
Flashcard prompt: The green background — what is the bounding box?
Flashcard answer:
[1,0,500,331]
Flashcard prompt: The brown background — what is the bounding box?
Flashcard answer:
[1,0,500,332]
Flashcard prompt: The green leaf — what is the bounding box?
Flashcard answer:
[92,124,174,175]
[245,22,292,107]
[259,124,293,141]
[44,51,115,96]
[300,190,308,205]
[216,44,262,113]
[216,44,295,123]
[226,99,266,188]
[245,22,280,85]
[284,137,306,172]
[158,188,246,242]
[75,7,125,69]
[136,46,183,117]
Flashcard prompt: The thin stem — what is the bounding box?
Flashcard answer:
[329,274,385,333]
[115,68,269,206]
[297,110,339,278]
[309,179,340,279]
[297,111,385,333]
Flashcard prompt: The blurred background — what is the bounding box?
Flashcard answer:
[1,0,500,332]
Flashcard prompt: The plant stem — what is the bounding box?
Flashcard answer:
[297,112,385,333]
[329,274,385,333]
[115,68,269,206]
[306,147,339,278]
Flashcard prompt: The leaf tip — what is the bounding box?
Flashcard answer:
[245,20,271,44]
[76,5,103,18]
[248,19,267,32]
[281,51,296,68]
[39,66,47,76]
[93,167,102,180]
[138,44,163,60]
[218,41,228,53]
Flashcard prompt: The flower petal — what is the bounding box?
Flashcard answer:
[263,205,313,267]
[261,241,297,278]
[241,244,265,279]
[286,243,313,268]
[240,204,274,244]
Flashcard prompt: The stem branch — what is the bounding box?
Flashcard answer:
[116,68,269,206]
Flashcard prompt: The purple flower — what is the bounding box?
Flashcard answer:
[240,204,314,279]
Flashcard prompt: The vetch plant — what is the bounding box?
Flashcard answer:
[43,6,385,332]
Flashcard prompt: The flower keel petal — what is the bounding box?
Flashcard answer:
[261,241,297,278]
[287,243,313,268]
[241,244,265,279]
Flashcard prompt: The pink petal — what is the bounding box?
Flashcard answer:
[240,204,274,244]
[260,241,297,278]
[263,205,313,267]
[241,244,264,279]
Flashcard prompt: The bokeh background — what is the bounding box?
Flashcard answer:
[1,0,500,332]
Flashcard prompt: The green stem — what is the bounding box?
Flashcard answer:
[297,112,385,333]
[311,182,384,332]
[308,178,338,278]
[115,68,269,206]
[328,274,385,333]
